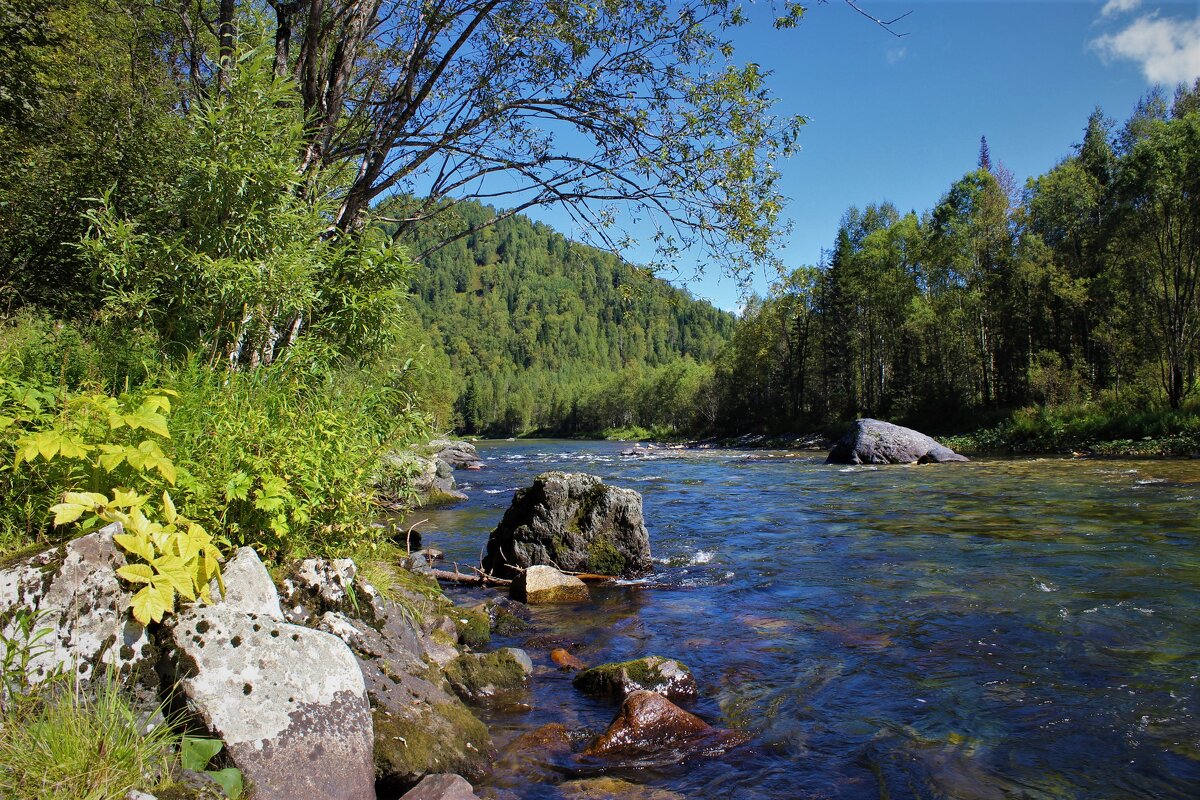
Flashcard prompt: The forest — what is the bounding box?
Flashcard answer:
[393,83,1200,450]
[715,85,1200,450]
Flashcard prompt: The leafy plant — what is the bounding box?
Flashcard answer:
[0,609,54,714]
[51,489,223,625]
[180,736,243,799]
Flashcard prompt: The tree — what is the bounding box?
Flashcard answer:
[173,0,822,279]
[978,135,991,172]
[1113,112,1200,409]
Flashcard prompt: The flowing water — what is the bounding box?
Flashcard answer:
[414,440,1200,799]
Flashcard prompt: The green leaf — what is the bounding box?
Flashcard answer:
[130,580,174,625]
[162,491,177,525]
[207,767,244,799]
[116,563,155,585]
[181,736,223,772]
[124,403,170,438]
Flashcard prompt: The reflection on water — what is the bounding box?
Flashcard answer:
[409,441,1200,799]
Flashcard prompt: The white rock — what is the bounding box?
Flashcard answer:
[212,547,282,619]
[168,605,374,800]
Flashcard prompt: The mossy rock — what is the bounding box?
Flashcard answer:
[572,656,697,701]
[443,649,529,702]
[372,699,492,789]
[452,606,491,649]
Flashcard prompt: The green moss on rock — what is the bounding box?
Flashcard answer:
[586,536,628,575]
[573,656,696,701]
[372,700,491,784]
[443,650,528,701]
[453,607,491,649]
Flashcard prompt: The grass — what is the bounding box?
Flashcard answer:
[0,674,179,800]
[944,396,1200,456]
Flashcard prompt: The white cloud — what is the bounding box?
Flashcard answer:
[1100,0,1143,18]
[1092,14,1200,84]
[886,47,907,64]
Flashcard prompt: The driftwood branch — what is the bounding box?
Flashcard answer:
[429,567,511,586]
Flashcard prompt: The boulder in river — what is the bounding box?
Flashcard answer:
[583,690,747,762]
[825,418,969,465]
[483,472,651,578]
[511,565,590,604]
[573,656,697,702]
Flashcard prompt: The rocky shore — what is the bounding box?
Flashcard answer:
[0,465,743,800]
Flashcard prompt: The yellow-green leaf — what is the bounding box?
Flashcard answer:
[152,554,196,601]
[114,531,155,562]
[116,564,155,585]
[124,404,170,438]
[130,580,174,625]
[111,488,149,509]
[49,503,87,526]
[162,492,177,525]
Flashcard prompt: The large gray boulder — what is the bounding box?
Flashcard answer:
[280,559,493,788]
[166,605,376,800]
[482,472,651,579]
[0,523,156,693]
[825,419,969,465]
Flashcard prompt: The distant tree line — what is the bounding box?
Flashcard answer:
[714,83,1200,434]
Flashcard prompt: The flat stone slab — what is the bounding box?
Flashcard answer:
[168,605,374,800]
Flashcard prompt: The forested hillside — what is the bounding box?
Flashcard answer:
[385,202,735,435]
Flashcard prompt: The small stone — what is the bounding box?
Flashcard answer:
[550,648,587,671]
[573,656,697,701]
[399,773,480,800]
[511,565,589,604]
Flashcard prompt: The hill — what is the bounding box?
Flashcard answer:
[387,201,734,435]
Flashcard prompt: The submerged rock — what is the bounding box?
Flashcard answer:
[399,773,481,800]
[443,649,530,702]
[511,565,589,604]
[550,648,587,671]
[584,690,747,762]
[483,472,651,578]
[558,777,685,800]
[826,419,969,465]
[573,656,697,702]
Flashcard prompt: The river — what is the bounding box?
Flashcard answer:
[414,440,1200,799]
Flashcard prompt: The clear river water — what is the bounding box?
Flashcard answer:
[413,440,1200,799]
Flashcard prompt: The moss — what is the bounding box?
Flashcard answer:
[585,536,627,575]
[443,650,527,700]
[573,656,692,698]
[372,700,491,784]
[453,607,490,649]
[491,607,528,636]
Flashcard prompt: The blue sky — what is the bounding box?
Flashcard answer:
[521,0,1200,312]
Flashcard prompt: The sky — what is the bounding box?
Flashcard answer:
[519,0,1200,312]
